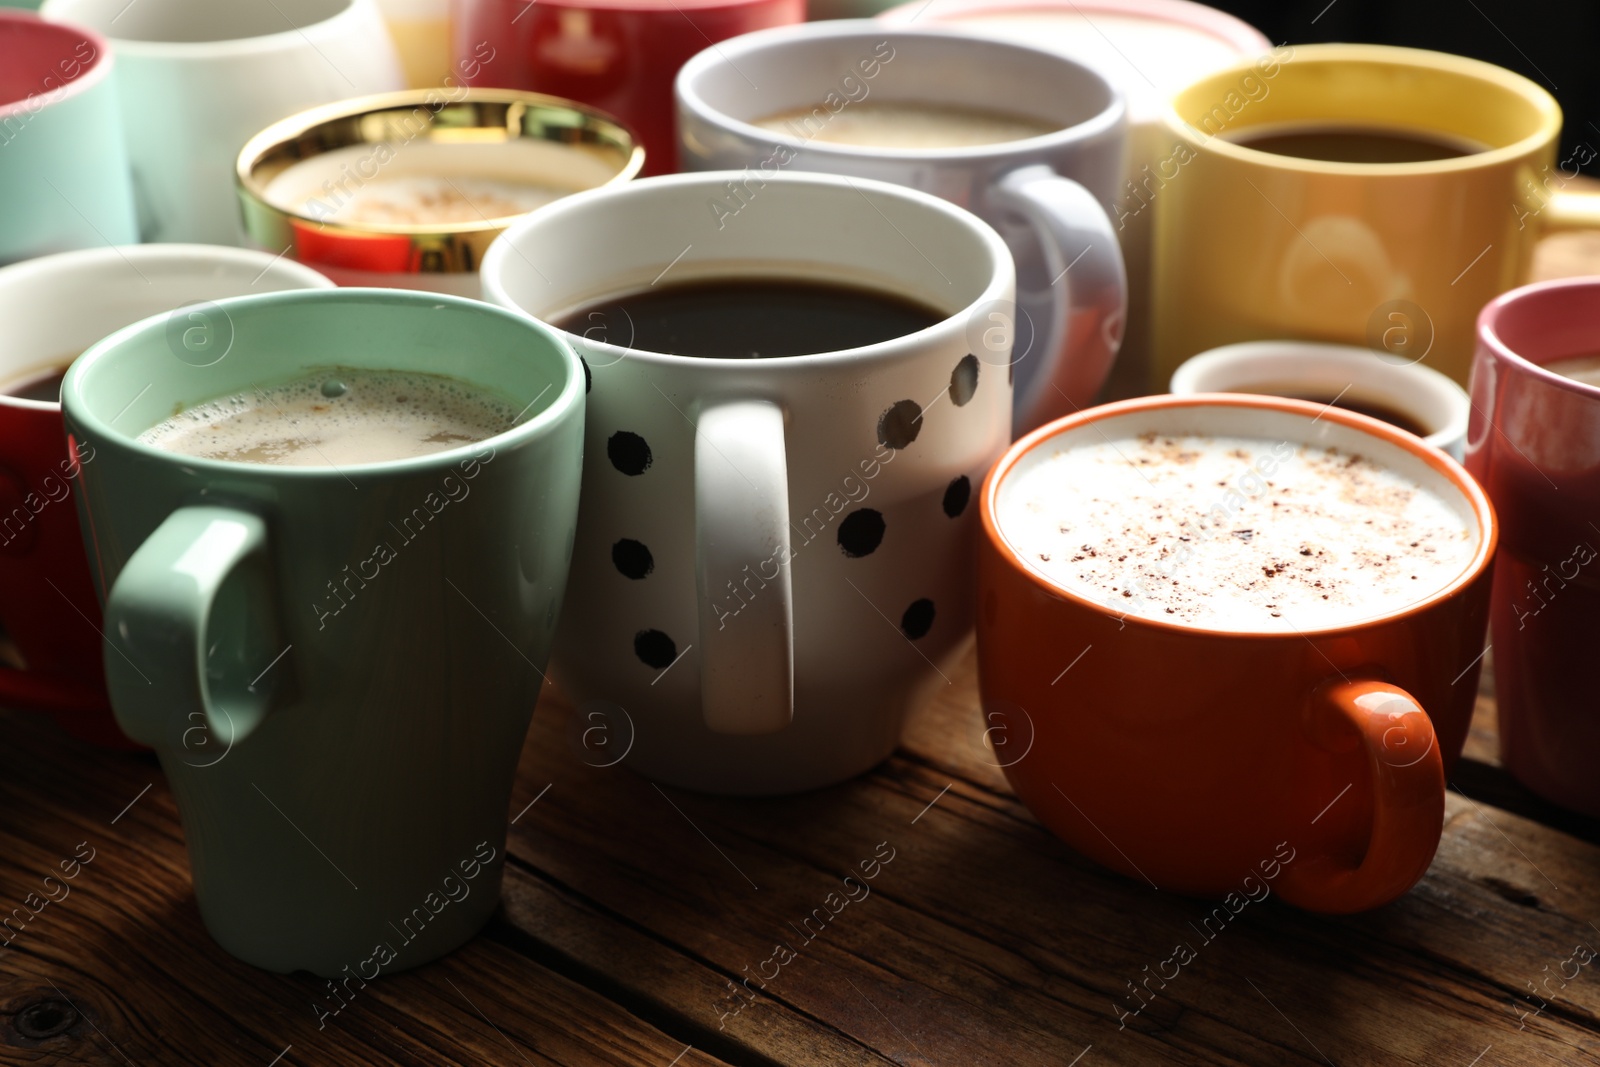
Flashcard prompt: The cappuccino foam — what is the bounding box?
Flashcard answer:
[1001,433,1476,632]
[139,369,516,467]
[754,101,1057,149]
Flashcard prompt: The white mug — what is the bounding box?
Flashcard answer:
[675,21,1127,434]
[483,171,1015,794]
[40,0,404,246]
[1169,340,1471,460]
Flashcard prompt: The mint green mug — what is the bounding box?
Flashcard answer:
[61,289,584,976]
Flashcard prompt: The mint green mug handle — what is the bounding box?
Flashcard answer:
[104,505,279,751]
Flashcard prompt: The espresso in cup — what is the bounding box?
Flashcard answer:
[139,369,514,466]
[1224,123,1486,164]
[753,101,1058,149]
[1001,431,1477,631]
[554,277,943,358]
[1229,389,1429,438]
[0,358,76,403]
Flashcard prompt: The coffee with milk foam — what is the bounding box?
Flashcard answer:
[754,101,1057,149]
[1000,432,1477,632]
[139,369,516,467]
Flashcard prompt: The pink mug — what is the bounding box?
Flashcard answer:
[1466,277,1600,817]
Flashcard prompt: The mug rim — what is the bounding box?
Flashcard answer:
[1165,42,1561,176]
[1478,275,1600,403]
[61,287,585,477]
[980,392,1497,639]
[0,10,114,121]
[675,21,1126,163]
[39,0,365,56]
[874,0,1272,55]
[0,245,334,414]
[1169,340,1471,453]
[235,87,645,268]
[480,169,1014,371]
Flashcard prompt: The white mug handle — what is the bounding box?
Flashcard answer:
[694,398,795,735]
[991,164,1128,431]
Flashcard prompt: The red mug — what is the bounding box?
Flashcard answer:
[449,0,802,175]
[1466,278,1600,817]
[977,394,1496,912]
[0,245,331,746]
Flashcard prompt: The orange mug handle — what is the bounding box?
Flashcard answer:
[1277,679,1444,913]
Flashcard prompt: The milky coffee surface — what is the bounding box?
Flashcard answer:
[1001,432,1476,632]
[139,369,515,467]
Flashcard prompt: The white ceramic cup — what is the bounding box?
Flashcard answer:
[39,0,404,246]
[483,171,1015,794]
[1169,340,1471,459]
[875,0,1272,399]
[675,22,1127,435]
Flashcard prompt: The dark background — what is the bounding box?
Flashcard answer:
[1210,0,1599,162]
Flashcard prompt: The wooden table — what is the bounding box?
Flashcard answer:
[4,237,1600,1067]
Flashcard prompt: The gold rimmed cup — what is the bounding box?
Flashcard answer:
[237,88,644,295]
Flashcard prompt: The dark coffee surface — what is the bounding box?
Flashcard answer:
[1278,393,1430,437]
[1229,124,1481,163]
[1,363,70,403]
[554,278,945,359]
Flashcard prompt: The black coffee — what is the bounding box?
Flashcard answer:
[1,362,71,403]
[1249,389,1429,438]
[554,278,945,359]
[1228,124,1483,164]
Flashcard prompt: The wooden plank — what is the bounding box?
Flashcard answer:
[503,650,1600,1067]
[0,708,728,1067]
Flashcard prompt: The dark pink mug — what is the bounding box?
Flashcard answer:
[450,0,803,175]
[1466,277,1600,817]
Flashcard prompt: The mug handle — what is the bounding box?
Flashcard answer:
[694,399,795,735]
[1544,189,1600,231]
[989,164,1128,431]
[1276,678,1445,913]
[103,505,279,750]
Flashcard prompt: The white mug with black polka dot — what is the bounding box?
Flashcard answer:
[483,171,1015,794]
[676,22,1129,435]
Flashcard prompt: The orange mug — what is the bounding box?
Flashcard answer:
[977,394,1496,912]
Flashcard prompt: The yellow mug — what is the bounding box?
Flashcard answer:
[1151,44,1599,389]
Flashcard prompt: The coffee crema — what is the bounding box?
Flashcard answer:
[139,369,516,467]
[553,277,944,359]
[1001,432,1476,632]
[260,141,611,227]
[754,101,1058,149]
[1225,123,1485,164]
[1545,354,1600,388]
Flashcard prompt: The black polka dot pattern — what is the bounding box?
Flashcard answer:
[581,356,592,394]
[612,539,653,579]
[950,354,979,406]
[878,400,923,450]
[837,508,885,557]
[942,475,970,518]
[608,431,652,475]
[901,599,935,640]
[634,629,676,669]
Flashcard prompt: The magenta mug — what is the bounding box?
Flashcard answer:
[1465,277,1600,817]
